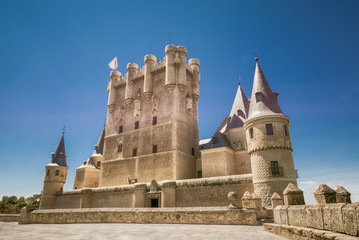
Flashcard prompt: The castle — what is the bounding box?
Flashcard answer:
[39,45,297,210]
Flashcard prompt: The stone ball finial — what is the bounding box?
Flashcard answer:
[227,191,239,209]
[25,195,36,206]
[228,191,238,202]
[255,57,259,62]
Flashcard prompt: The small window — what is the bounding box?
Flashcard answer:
[97,162,101,167]
[266,124,274,135]
[153,144,157,153]
[133,148,137,156]
[152,116,157,125]
[249,128,254,139]
[74,187,77,190]
[271,161,280,176]
[55,170,60,176]
[60,187,63,192]
[256,92,263,102]
[197,170,202,178]
[284,125,289,136]
[212,137,217,144]
[237,110,243,116]
[118,144,123,152]
[119,125,123,133]
[47,169,50,176]
[135,121,139,130]
[192,147,195,156]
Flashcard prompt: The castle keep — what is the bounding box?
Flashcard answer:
[39,45,297,210]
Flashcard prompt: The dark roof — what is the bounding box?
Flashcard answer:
[50,135,67,167]
[200,130,232,151]
[94,128,105,155]
[247,59,284,120]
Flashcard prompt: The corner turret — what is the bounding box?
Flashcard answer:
[40,133,69,209]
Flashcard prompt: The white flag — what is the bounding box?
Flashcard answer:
[108,56,118,70]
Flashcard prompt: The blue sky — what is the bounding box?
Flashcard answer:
[0,0,358,204]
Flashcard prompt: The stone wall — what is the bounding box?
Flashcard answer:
[53,174,253,209]
[25,207,258,225]
[273,203,359,237]
[0,214,20,222]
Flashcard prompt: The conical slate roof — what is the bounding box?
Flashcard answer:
[247,58,283,120]
[77,158,96,169]
[94,128,105,155]
[226,84,249,130]
[49,135,67,167]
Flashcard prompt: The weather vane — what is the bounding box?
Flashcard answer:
[253,46,258,57]
[62,125,66,135]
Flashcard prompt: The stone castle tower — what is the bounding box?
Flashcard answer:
[39,134,68,209]
[100,45,200,186]
[244,57,297,205]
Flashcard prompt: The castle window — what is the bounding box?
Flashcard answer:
[192,147,195,156]
[271,161,280,176]
[118,144,123,152]
[55,170,60,176]
[153,144,157,153]
[284,124,289,136]
[237,110,243,117]
[119,125,123,133]
[47,169,50,176]
[97,162,101,167]
[152,116,157,125]
[266,124,274,135]
[249,128,254,139]
[197,170,202,178]
[212,137,217,144]
[135,121,139,130]
[60,187,63,192]
[255,92,263,102]
[133,148,137,156]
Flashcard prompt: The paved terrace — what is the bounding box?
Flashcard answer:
[0,222,286,240]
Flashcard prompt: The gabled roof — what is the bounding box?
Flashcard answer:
[200,130,232,151]
[247,58,283,120]
[77,158,96,169]
[49,135,67,167]
[94,128,105,155]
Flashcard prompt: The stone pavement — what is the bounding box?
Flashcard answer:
[0,222,287,240]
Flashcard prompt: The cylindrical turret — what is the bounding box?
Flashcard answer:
[165,45,177,92]
[108,71,121,113]
[244,115,297,207]
[189,58,200,101]
[143,54,156,100]
[124,63,138,106]
[39,164,68,209]
[177,46,187,94]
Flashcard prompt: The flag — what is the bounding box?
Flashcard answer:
[108,56,118,70]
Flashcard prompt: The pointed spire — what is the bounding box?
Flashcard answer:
[226,81,250,130]
[49,134,67,167]
[247,58,283,120]
[94,128,105,155]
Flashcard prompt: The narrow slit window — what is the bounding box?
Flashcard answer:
[249,128,254,139]
[135,121,139,130]
[118,144,123,152]
[266,124,274,135]
[153,144,157,153]
[192,147,195,156]
[133,148,137,156]
[47,169,50,176]
[119,125,123,133]
[97,162,101,167]
[152,116,157,126]
[284,124,289,136]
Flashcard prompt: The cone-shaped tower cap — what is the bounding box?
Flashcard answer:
[94,128,105,155]
[314,184,336,194]
[283,183,303,194]
[49,135,67,167]
[247,58,284,120]
[226,83,249,130]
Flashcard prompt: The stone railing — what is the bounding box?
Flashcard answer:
[0,214,20,222]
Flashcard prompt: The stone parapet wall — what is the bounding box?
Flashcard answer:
[0,214,20,222]
[273,203,359,237]
[26,207,258,225]
[264,223,359,240]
